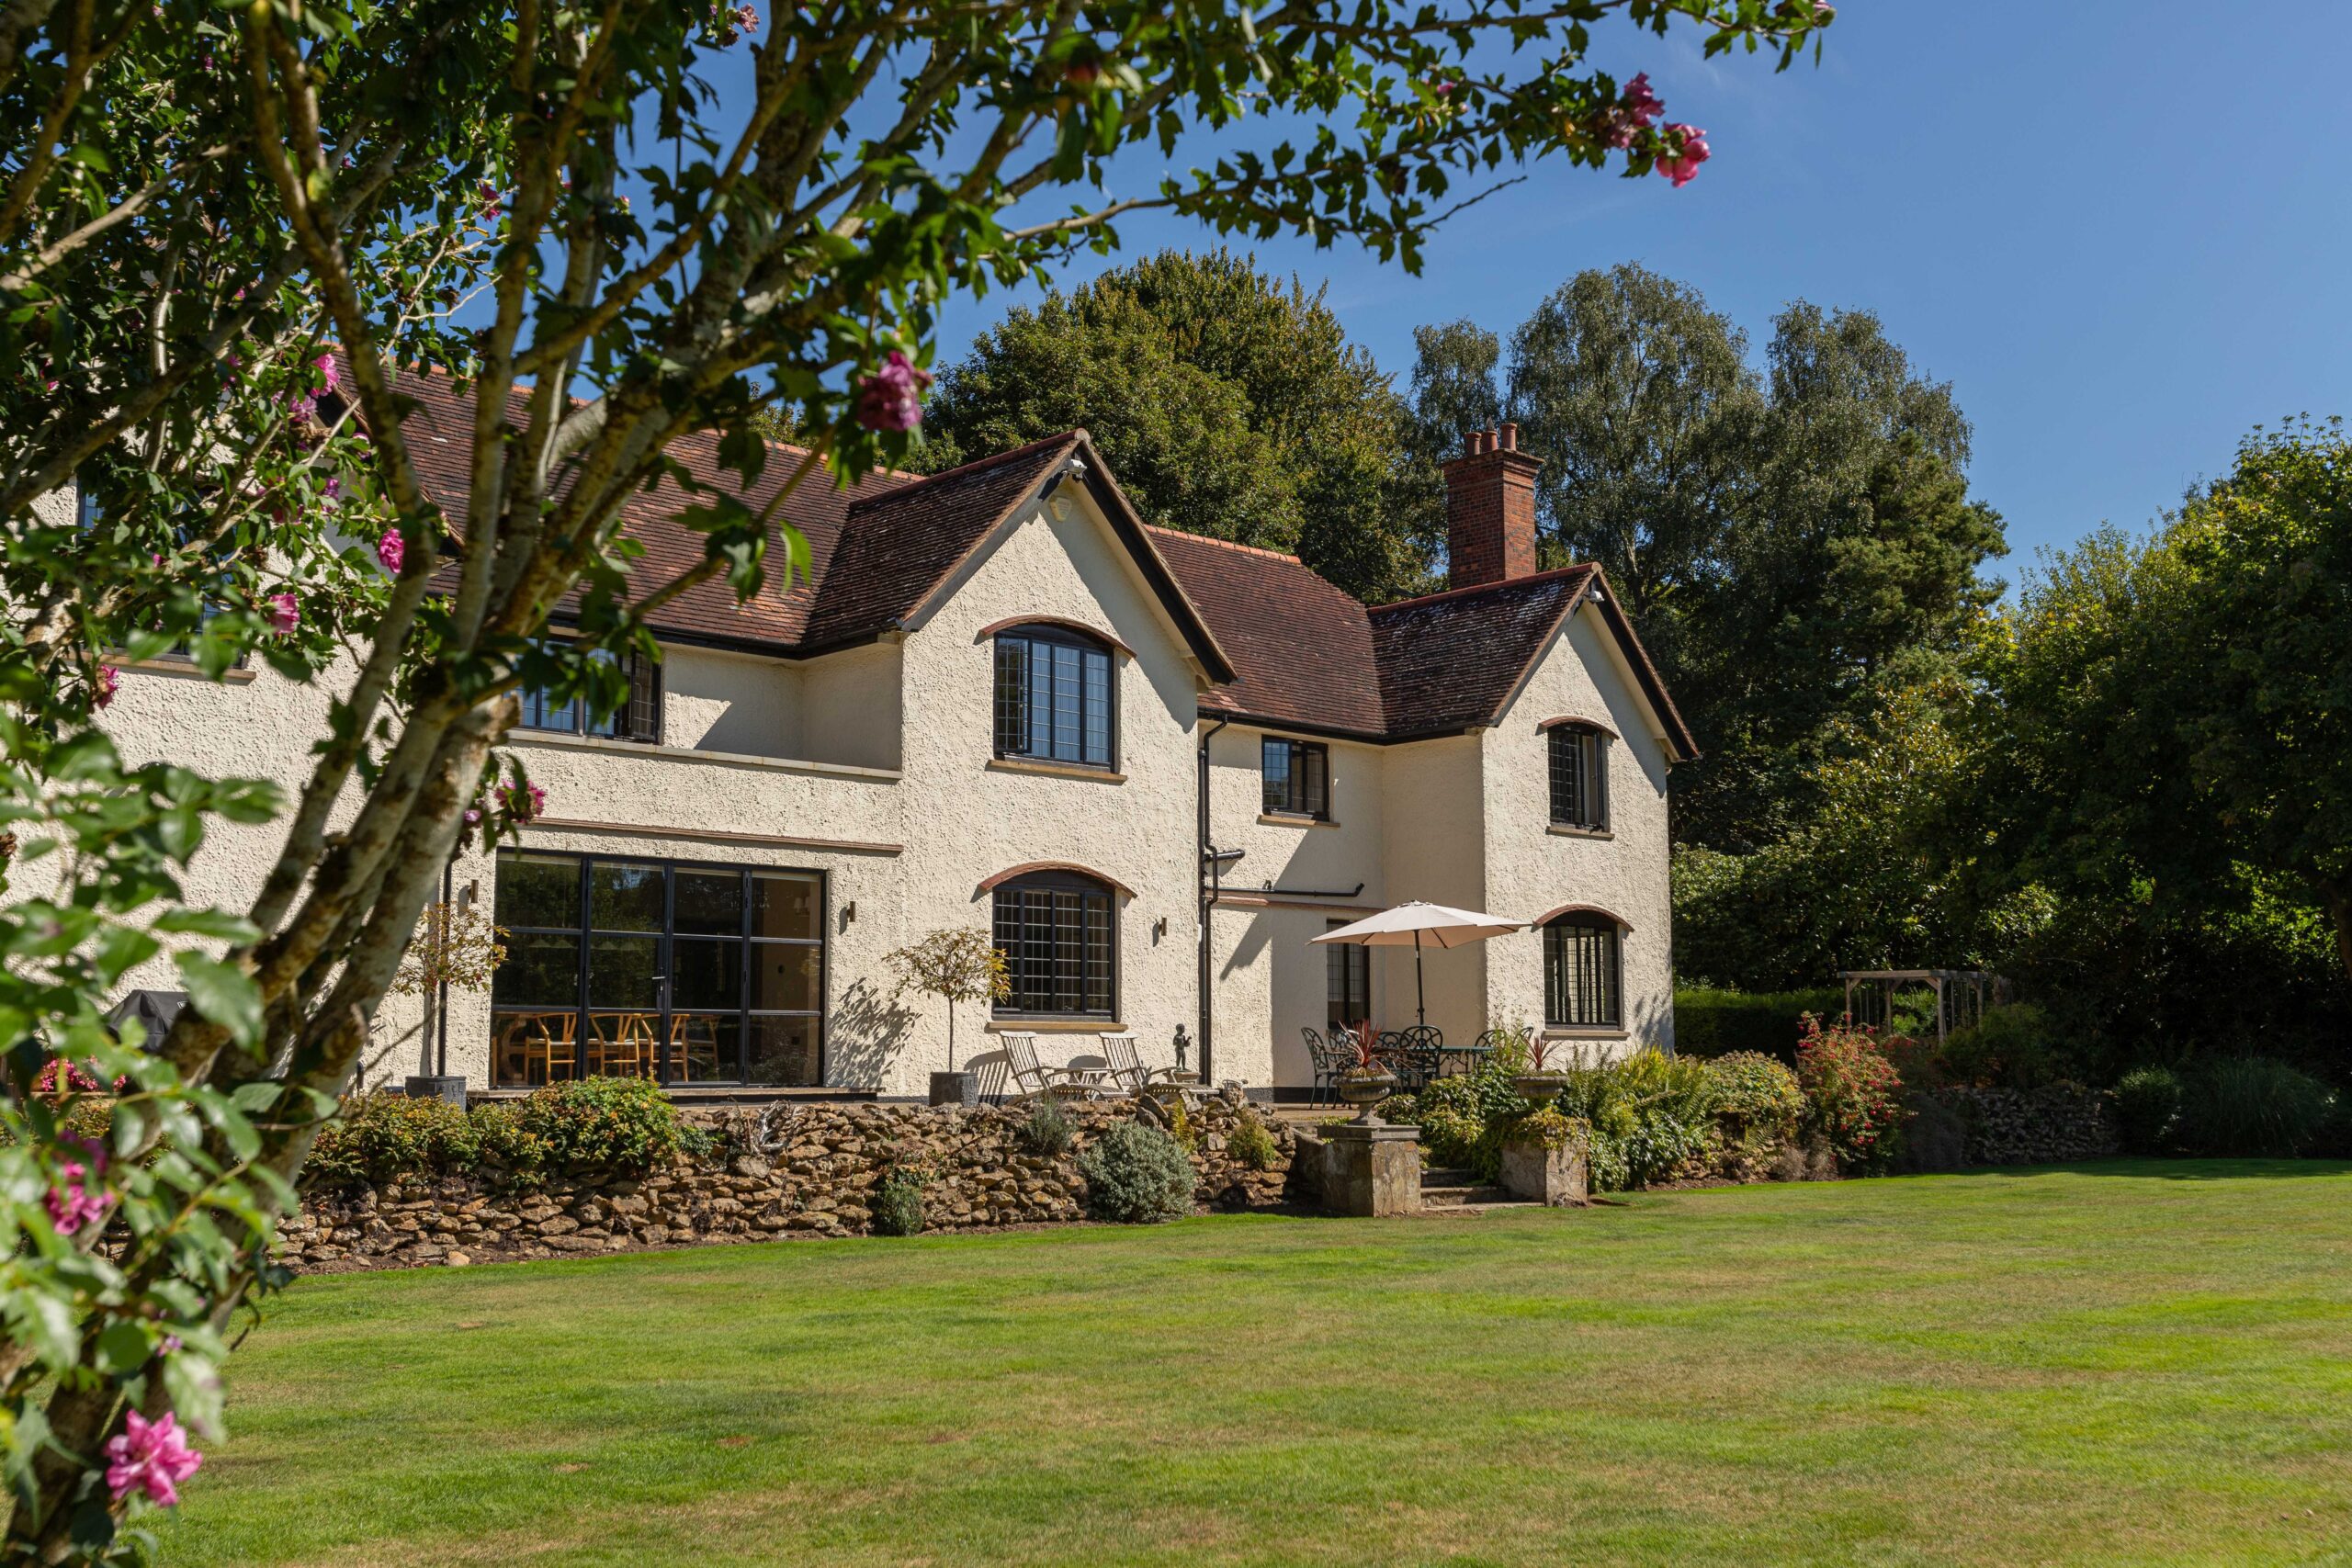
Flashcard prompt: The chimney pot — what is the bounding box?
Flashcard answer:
[1499,422,1519,451]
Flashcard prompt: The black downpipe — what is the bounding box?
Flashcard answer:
[1196,715,1229,1086]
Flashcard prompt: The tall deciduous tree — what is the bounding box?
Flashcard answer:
[921,250,1432,602]
[0,0,1832,1550]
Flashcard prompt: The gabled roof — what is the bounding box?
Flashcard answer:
[385,367,1690,756]
[1151,530,1697,759]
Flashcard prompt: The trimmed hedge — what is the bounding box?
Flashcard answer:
[1674,987,1844,1062]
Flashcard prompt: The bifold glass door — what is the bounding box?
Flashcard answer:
[489,851,824,1089]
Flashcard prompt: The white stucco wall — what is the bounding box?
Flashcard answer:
[662,645,803,757]
[1477,604,1676,1058]
[798,641,903,772]
[886,478,1206,1097]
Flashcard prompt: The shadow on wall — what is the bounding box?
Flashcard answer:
[828,978,915,1089]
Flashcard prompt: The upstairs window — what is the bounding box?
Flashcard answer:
[1544,913,1622,1029]
[517,642,662,743]
[993,625,1113,769]
[991,869,1115,1018]
[1261,737,1330,819]
[1547,723,1610,831]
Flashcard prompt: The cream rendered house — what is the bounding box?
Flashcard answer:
[93,379,1697,1100]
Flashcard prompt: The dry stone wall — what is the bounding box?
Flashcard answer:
[1937,1085,2120,1166]
[277,1094,1301,1273]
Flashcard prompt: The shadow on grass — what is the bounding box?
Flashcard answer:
[1962,1156,2352,1182]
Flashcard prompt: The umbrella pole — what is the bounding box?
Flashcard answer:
[1415,931,1426,1026]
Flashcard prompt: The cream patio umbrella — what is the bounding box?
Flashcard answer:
[1309,901,1526,1028]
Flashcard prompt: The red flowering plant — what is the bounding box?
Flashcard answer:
[1794,1012,1907,1170]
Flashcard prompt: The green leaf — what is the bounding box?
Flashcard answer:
[174,953,263,1047]
[153,908,263,942]
[95,1320,153,1376]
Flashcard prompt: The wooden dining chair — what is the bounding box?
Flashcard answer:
[667,1014,726,1083]
[588,1012,656,1078]
[527,1010,579,1086]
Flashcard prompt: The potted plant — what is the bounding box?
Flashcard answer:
[1510,1035,1577,1109]
[389,897,505,1102]
[886,927,1011,1107]
[1333,1031,1399,1123]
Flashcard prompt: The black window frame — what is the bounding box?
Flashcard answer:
[489,850,826,1088]
[1543,913,1623,1029]
[989,868,1117,1020]
[1261,737,1331,820]
[515,638,664,744]
[1547,723,1610,831]
[992,623,1116,771]
[1326,919,1370,1037]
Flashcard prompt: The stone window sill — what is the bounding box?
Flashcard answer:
[987,757,1125,784]
[1546,824,1613,840]
[1258,812,1339,829]
[121,658,257,684]
[1542,1027,1629,1041]
[987,1019,1125,1034]
[513,728,899,781]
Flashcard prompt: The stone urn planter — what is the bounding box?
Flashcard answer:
[1334,1066,1399,1124]
[1511,1072,1573,1109]
[928,1070,979,1109]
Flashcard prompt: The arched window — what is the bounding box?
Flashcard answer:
[993,623,1114,769]
[1546,721,1610,830]
[1543,912,1622,1028]
[991,868,1116,1017]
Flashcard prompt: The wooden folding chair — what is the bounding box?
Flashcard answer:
[998,1032,1074,1100]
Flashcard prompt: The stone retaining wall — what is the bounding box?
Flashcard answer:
[1938,1084,2120,1166]
[277,1094,1301,1273]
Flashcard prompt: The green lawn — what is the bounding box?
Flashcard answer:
[160,1162,2352,1567]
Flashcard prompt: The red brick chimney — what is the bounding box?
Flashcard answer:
[1442,423,1542,590]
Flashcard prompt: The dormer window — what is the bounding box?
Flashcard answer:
[517,641,663,743]
[992,624,1114,769]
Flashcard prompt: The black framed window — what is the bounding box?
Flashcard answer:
[1262,738,1330,819]
[1326,921,1370,1037]
[1543,914,1622,1028]
[489,850,823,1088]
[990,870,1114,1017]
[993,625,1114,769]
[517,642,663,743]
[1548,724,1610,830]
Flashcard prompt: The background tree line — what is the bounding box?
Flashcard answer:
[920,253,2352,1083]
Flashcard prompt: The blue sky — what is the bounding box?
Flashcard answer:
[920,2,2352,572]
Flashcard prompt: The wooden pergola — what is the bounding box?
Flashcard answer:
[1839,970,2011,1043]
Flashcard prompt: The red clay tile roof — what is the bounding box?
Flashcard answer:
[1144,528,1385,738]
[799,434,1079,650]
[1369,567,1598,739]
[386,368,1690,755]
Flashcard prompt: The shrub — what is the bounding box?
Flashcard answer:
[870,1165,927,1235]
[1506,1106,1591,1151]
[1705,1052,1804,1147]
[305,1093,482,1190]
[1673,987,1844,1061]
[1227,1108,1279,1171]
[1934,1003,2063,1089]
[509,1076,684,1171]
[1794,1014,1905,1171]
[2111,1066,2184,1155]
[2174,1057,2336,1158]
[1015,1099,1074,1156]
[1078,1119,1195,1223]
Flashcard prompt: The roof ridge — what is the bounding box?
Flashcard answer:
[1142,525,1306,568]
[860,430,1080,505]
[1369,563,1593,615]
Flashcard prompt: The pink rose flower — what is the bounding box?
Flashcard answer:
[46,1140,113,1236]
[1623,72,1663,130]
[1655,124,1710,187]
[854,351,933,433]
[499,781,547,823]
[95,665,119,709]
[267,592,300,635]
[103,1411,203,1508]
[376,529,405,576]
[313,354,341,395]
